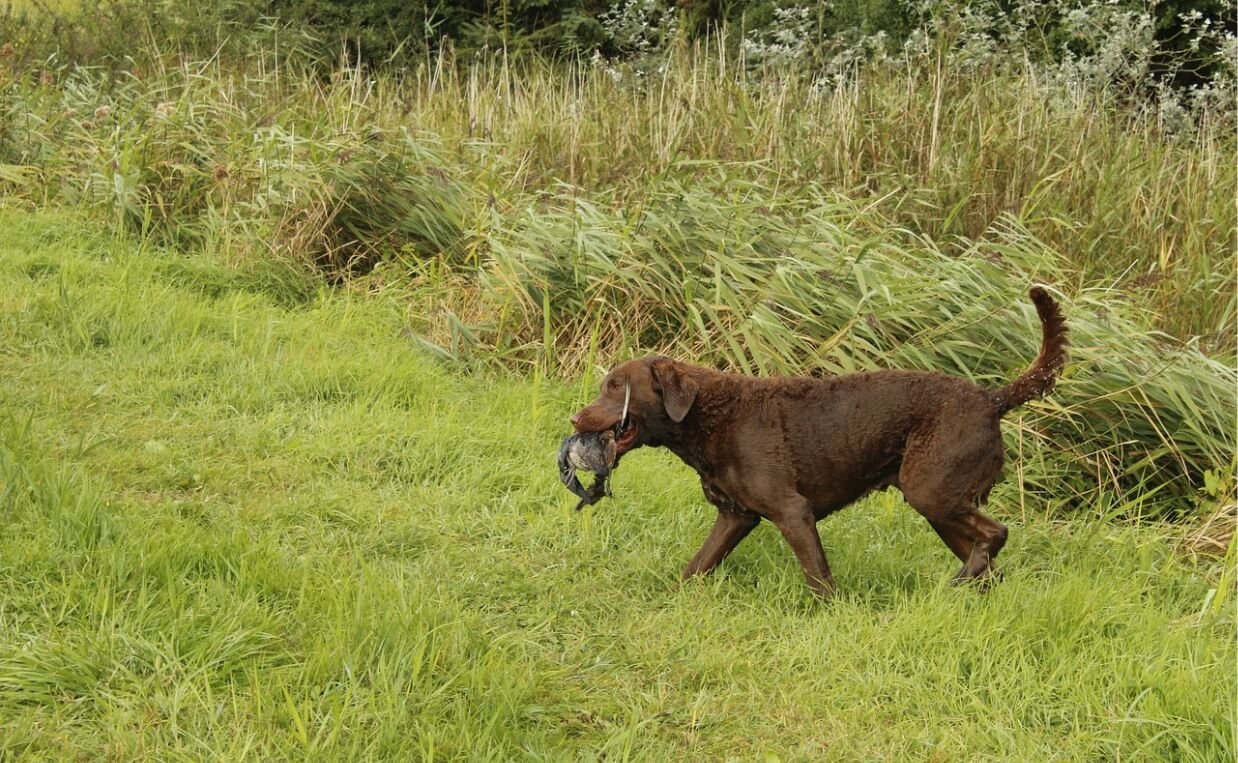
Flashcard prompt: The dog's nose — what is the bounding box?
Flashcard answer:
[569,411,581,429]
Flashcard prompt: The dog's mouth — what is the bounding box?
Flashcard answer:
[613,419,640,455]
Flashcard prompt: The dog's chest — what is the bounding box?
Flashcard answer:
[700,477,745,514]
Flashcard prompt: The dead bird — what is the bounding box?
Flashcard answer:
[558,429,617,510]
[559,378,631,510]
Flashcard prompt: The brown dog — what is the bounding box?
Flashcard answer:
[569,287,1068,598]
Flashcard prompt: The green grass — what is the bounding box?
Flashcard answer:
[1,208,1232,760]
[3,1,72,10]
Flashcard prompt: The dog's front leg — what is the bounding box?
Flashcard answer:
[771,498,837,599]
[682,509,760,580]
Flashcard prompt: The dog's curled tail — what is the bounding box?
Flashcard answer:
[993,287,1069,415]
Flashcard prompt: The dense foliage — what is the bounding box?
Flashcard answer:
[4,0,1235,94]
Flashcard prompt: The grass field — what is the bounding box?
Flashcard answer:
[1,208,1232,760]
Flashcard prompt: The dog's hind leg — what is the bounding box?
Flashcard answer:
[927,518,975,565]
[927,512,1008,584]
[900,423,1008,585]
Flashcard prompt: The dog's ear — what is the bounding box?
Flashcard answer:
[651,358,697,423]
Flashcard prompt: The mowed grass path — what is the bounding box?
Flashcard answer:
[0,209,1232,760]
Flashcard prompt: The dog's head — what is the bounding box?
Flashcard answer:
[569,356,698,457]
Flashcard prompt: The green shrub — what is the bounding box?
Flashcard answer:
[264,130,470,275]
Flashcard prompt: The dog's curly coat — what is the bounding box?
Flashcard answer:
[570,287,1068,598]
